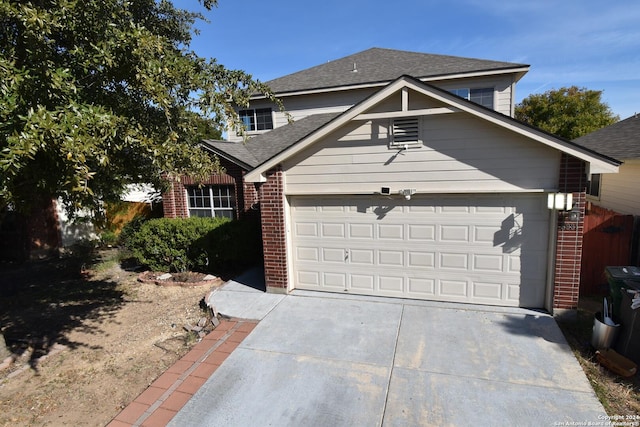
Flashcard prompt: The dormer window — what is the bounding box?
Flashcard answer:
[389,117,421,149]
[450,88,494,109]
[239,108,274,132]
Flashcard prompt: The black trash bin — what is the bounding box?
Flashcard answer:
[605,266,640,317]
[614,284,640,365]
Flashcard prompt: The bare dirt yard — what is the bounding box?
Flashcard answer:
[0,249,220,426]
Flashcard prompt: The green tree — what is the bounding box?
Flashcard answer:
[515,86,619,140]
[0,0,280,216]
[0,0,284,363]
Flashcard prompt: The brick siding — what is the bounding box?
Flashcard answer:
[259,167,288,291]
[162,156,247,219]
[553,154,587,311]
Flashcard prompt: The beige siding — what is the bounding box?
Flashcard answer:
[594,161,640,215]
[434,74,516,116]
[227,90,373,142]
[228,75,518,142]
[283,113,560,195]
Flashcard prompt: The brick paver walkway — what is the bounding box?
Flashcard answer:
[107,319,257,427]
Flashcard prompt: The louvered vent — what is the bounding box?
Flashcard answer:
[390,118,421,148]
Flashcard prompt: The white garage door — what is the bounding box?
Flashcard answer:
[290,194,550,307]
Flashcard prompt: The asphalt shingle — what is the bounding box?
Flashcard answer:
[201,140,259,169]
[573,115,640,160]
[242,112,341,164]
[263,47,528,94]
[202,113,341,169]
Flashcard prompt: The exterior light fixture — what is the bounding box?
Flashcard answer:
[548,192,581,223]
[568,206,581,222]
[547,193,573,211]
[400,189,416,200]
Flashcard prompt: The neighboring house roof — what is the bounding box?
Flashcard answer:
[243,75,619,182]
[262,47,530,96]
[573,115,640,160]
[202,112,341,169]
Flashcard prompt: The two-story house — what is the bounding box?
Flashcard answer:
[163,47,620,315]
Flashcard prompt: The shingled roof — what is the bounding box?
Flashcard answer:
[202,112,341,168]
[263,47,529,95]
[573,115,640,160]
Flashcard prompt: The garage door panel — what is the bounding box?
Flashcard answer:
[351,274,374,291]
[508,256,521,273]
[441,204,470,213]
[295,222,318,237]
[297,271,319,287]
[473,254,503,272]
[322,248,345,263]
[408,252,435,268]
[408,224,435,241]
[408,206,436,214]
[475,205,507,214]
[408,278,436,296]
[297,247,319,262]
[321,223,345,238]
[291,194,549,308]
[323,272,346,288]
[349,249,374,265]
[439,253,468,270]
[349,223,374,239]
[440,225,469,242]
[473,226,497,244]
[379,250,404,266]
[507,284,520,301]
[440,280,468,297]
[378,224,404,239]
[379,276,404,293]
[472,281,503,300]
[320,205,346,213]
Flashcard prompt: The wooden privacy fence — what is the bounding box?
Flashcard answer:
[580,204,635,295]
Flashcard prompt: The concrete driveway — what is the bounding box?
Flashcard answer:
[169,275,605,426]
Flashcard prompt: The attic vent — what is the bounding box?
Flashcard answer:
[389,117,421,148]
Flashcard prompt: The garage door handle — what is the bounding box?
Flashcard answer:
[345,250,349,260]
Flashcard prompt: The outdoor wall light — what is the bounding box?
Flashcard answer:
[400,188,416,200]
[547,192,573,211]
[568,204,581,222]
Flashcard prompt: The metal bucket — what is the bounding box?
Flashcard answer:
[591,312,620,349]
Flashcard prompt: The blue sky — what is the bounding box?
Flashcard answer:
[175,0,640,119]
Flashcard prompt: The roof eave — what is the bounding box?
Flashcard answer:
[200,141,255,170]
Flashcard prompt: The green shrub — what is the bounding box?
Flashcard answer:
[199,218,262,273]
[128,217,229,272]
[118,215,148,249]
[99,230,118,247]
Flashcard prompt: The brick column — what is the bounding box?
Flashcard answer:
[242,176,260,220]
[553,154,587,312]
[260,167,288,293]
[162,178,188,218]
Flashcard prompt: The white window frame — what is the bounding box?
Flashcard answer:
[238,108,274,133]
[389,117,422,149]
[186,185,236,219]
[450,87,495,109]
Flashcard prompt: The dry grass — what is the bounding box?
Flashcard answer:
[557,296,640,416]
[0,249,215,426]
